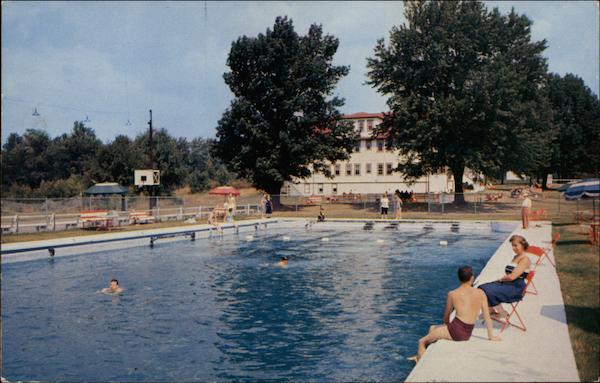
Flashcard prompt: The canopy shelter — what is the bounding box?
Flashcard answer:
[84,183,129,211]
[208,186,240,196]
[84,182,129,196]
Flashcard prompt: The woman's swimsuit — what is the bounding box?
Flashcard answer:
[447,317,475,341]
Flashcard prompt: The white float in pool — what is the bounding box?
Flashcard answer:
[376,239,385,244]
[282,236,291,241]
[322,237,330,242]
[245,235,254,241]
[439,240,448,246]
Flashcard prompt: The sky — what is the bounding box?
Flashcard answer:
[2,1,599,143]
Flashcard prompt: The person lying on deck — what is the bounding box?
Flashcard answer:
[409,266,500,363]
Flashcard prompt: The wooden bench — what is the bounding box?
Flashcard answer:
[79,210,115,230]
[129,210,155,224]
[306,196,323,204]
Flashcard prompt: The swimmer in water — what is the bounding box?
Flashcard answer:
[276,256,289,267]
[101,279,124,294]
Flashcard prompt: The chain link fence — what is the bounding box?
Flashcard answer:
[2,191,597,235]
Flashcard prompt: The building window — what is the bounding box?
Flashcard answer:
[367,120,374,132]
[358,120,365,132]
[346,163,352,176]
[354,140,361,152]
[377,163,384,176]
[334,163,340,176]
[332,183,338,194]
[354,163,361,176]
[377,140,384,152]
[318,183,324,194]
[366,163,372,174]
[304,183,311,194]
[386,163,393,175]
[365,139,372,150]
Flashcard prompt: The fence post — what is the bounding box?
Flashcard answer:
[246,204,250,216]
[45,198,49,215]
[179,207,183,220]
[15,215,19,234]
[441,193,445,214]
[428,193,431,215]
[51,213,56,231]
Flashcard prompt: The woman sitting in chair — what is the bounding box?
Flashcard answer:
[478,235,532,320]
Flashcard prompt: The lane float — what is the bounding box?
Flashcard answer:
[439,240,448,246]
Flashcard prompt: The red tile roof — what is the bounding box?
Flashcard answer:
[342,112,385,120]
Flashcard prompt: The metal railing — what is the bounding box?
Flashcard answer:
[1,191,597,235]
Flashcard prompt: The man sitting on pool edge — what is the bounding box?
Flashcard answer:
[409,265,500,363]
[101,279,124,294]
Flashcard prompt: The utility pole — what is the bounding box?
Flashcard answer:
[148,109,157,210]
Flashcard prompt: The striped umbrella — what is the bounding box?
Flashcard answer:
[563,178,600,200]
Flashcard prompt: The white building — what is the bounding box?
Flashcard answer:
[282,112,454,197]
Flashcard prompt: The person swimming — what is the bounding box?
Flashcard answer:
[101,279,124,294]
[276,256,289,267]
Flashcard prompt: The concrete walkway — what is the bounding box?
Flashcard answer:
[406,222,579,382]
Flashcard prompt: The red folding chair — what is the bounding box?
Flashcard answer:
[494,270,536,332]
[529,244,555,269]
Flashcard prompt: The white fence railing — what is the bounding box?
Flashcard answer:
[1,204,262,234]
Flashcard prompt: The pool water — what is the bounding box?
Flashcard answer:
[2,221,511,381]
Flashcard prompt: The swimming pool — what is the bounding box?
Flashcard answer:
[2,220,514,381]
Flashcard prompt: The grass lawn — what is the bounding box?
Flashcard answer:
[552,218,600,382]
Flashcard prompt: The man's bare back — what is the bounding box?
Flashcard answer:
[448,285,488,325]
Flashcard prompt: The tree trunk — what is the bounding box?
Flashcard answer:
[451,166,466,204]
[265,182,284,209]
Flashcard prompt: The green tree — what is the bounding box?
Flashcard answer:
[1,129,52,188]
[213,16,355,204]
[48,121,102,183]
[367,1,552,202]
[134,128,188,194]
[95,135,144,186]
[547,73,600,179]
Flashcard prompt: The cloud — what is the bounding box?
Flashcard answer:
[2,1,598,143]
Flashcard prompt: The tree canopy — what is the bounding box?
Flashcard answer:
[213,16,356,199]
[367,0,554,200]
[1,122,235,198]
[546,73,600,179]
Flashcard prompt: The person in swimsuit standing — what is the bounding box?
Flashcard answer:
[409,265,500,363]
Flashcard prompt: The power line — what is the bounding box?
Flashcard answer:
[2,95,146,116]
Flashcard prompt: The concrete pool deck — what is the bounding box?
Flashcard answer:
[406,221,579,382]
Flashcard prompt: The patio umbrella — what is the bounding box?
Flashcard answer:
[208,186,240,196]
[563,178,599,200]
[563,178,599,222]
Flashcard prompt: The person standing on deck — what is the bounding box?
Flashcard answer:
[227,193,237,219]
[380,192,390,219]
[521,195,532,229]
[394,189,403,220]
[265,194,273,218]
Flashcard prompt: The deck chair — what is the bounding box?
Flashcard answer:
[529,242,556,269]
[494,270,536,333]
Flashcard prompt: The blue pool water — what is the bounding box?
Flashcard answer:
[2,221,511,381]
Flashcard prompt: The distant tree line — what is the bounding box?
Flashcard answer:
[1,122,236,198]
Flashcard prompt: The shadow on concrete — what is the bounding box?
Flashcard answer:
[552,222,576,227]
[540,304,567,324]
